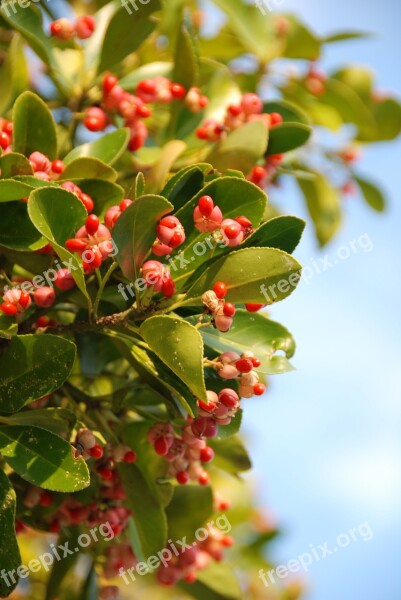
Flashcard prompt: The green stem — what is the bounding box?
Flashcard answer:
[93,262,119,320]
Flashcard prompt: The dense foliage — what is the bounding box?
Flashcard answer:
[0,1,399,599]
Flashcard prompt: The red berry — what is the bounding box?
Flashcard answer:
[223,302,236,317]
[0,302,17,316]
[39,492,53,507]
[79,193,94,213]
[184,573,197,584]
[137,105,152,118]
[253,383,266,395]
[137,79,157,95]
[200,446,215,463]
[227,104,242,117]
[83,249,102,271]
[103,74,119,94]
[235,215,252,229]
[124,450,137,463]
[218,389,239,408]
[198,195,214,217]
[75,15,96,40]
[176,471,189,485]
[269,112,283,126]
[213,281,227,299]
[51,159,64,174]
[36,315,51,328]
[250,166,267,183]
[0,132,10,149]
[2,121,12,135]
[66,238,87,253]
[170,83,186,99]
[161,277,175,298]
[49,520,60,533]
[154,436,169,456]
[223,222,241,240]
[18,292,31,308]
[198,472,209,485]
[119,199,132,211]
[198,399,216,414]
[85,214,100,235]
[245,303,265,312]
[98,467,114,481]
[236,358,253,373]
[89,444,104,459]
[251,357,261,368]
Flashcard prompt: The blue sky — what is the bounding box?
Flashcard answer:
[237,0,401,599]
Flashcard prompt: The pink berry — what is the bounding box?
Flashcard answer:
[75,15,96,40]
[33,287,56,308]
[54,269,76,291]
[241,93,263,115]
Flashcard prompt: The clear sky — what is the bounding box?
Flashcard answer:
[237,0,401,599]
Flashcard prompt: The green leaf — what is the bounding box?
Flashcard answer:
[209,435,252,473]
[27,187,89,298]
[263,100,310,125]
[0,34,28,114]
[215,409,242,439]
[0,425,90,492]
[45,529,81,600]
[266,122,312,155]
[0,179,33,202]
[207,121,268,173]
[296,171,341,246]
[181,562,242,600]
[75,180,124,218]
[60,158,117,182]
[97,1,161,74]
[173,24,198,89]
[0,152,33,178]
[324,30,373,43]
[243,216,305,254]
[118,462,167,559]
[195,310,295,374]
[162,164,210,210]
[13,91,58,160]
[0,315,18,340]
[183,247,302,306]
[0,469,21,598]
[369,98,401,141]
[165,485,214,542]
[146,141,187,193]
[120,62,173,90]
[4,408,76,436]
[354,175,385,211]
[283,15,321,60]
[63,129,130,166]
[0,334,76,414]
[141,316,207,400]
[0,201,43,251]
[112,194,173,281]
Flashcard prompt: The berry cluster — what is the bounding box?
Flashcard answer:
[65,215,114,273]
[194,195,253,247]
[60,180,94,212]
[247,154,284,189]
[50,16,96,41]
[152,215,186,256]
[0,118,13,152]
[201,281,236,332]
[147,421,213,486]
[141,260,175,298]
[104,198,132,229]
[216,351,266,398]
[196,93,283,142]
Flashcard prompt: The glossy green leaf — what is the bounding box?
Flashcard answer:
[141,316,207,400]
[97,1,161,73]
[112,194,173,282]
[118,462,167,558]
[207,121,268,173]
[0,201,43,251]
[263,100,310,125]
[60,157,117,182]
[146,141,187,193]
[165,485,214,542]
[63,129,130,166]
[162,164,210,210]
[243,216,305,254]
[355,175,385,211]
[0,179,32,202]
[4,408,76,436]
[0,469,21,598]
[13,91,57,160]
[184,247,302,306]
[0,425,90,492]
[324,30,373,43]
[0,315,18,340]
[0,153,33,178]
[0,34,28,114]
[195,310,295,374]
[209,435,252,473]
[173,24,198,89]
[181,562,242,600]
[0,334,76,414]
[283,15,321,60]
[297,171,341,246]
[266,122,312,155]
[27,187,89,297]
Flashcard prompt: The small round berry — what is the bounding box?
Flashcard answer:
[29,151,51,173]
[50,18,75,40]
[137,79,157,96]
[198,399,217,414]
[124,450,137,463]
[89,444,104,459]
[103,74,119,94]
[170,83,186,99]
[161,277,175,298]
[39,492,53,507]
[198,195,214,217]
[223,221,241,240]
[269,112,283,126]
[253,383,266,395]
[119,198,132,211]
[223,302,236,317]
[218,389,239,408]
[66,238,87,253]
[33,287,56,308]
[198,471,209,485]
[0,132,10,150]
[184,573,197,584]
[213,281,227,299]
[54,269,76,291]
[84,106,108,132]
[245,303,265,312]
[154,436,170,456]
[36,315,51,328]
[176,471,190,485]
[200,446,215,463]
[79,193,94,213]
[227,104,242,117]
[236,358,253,373]
[251,357,261,368]
[51,159,65,174]
[85,214,100,235]
[98,467,114,481]
[75,15,96,40]
[235,215,252,229]
[0,302,18,316]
